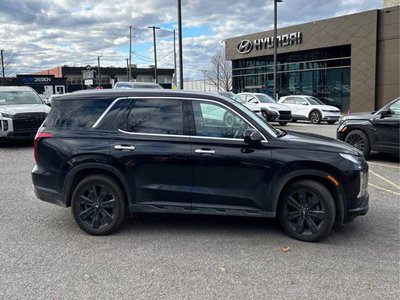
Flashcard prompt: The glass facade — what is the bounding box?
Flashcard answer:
[232,45,351,112]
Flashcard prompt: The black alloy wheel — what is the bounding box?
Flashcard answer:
[309,110,322,124]
[278,180,335,242]
[344,129,371,157]
[72,175,126,235]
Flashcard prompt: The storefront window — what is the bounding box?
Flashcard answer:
[232,45,351,112]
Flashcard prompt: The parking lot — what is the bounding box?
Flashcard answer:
[0,122,399,299]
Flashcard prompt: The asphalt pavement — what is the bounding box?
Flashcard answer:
[0,123,399,299]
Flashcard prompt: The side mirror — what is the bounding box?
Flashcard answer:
[301,102,309,105]
[244,128,263,145]
[380,109,392,118]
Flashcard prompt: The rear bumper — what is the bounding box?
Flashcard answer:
[32,165,66,207]
[33,185,66,207]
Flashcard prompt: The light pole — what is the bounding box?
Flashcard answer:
[129,25,132,81]
[173,29,177,89]
[201,69,207,91]
[1,50,4,86]
[177,0,184,89]
[97,56,101,88]
[273,0,283,100]
[125,58,129,80]
[148,26,160,83]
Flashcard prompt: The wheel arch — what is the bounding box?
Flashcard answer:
[271,170,345,224]
[308,108,321,119]
[63,163,132,208]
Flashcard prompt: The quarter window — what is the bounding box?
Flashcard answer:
[125,99,184,135]
[193,101,250,139]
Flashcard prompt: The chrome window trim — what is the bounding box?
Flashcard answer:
[93,96,268,142]
[92,97,130,128]
[118,128,260,143]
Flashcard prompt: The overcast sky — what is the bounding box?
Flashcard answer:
[0,0,383,80]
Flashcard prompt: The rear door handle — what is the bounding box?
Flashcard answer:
[195,149,215,154]
[114,145,135,151]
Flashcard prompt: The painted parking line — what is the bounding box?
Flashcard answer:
[368,162,400,169]
[369,170,400,190]
[368,183,400,196]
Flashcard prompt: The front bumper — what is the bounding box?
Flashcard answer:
[345,191,369,222]
[264,110,292,122]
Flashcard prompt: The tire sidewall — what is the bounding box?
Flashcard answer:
[278,180,336,242]
[345,129,371,157]
[72,175,126,235]
[309,110,321,124]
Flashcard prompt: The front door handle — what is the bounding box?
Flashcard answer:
[195,149,215,154]
[114,145,135,151]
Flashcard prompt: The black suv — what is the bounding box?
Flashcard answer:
[337,97,400,157]
[32,90,369,242]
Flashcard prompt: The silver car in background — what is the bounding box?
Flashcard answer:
[0,86,50,141]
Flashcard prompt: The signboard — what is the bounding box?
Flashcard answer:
[236,32,302,55]
[82,70,94,80]
[84,79,93,86]
[18,76,53,85]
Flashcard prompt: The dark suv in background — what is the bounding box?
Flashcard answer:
[32,90,369,242]
[337,97,400,157]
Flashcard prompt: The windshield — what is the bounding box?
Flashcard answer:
[306,96,325,105]
[255,94,276,103]
[115,83,133,88]
[133,84,162,89]
[0,91,43,105]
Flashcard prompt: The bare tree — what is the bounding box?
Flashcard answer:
[206,48,232,91]
[1,50,15,84]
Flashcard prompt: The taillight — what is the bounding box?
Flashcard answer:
[34,132,53,163]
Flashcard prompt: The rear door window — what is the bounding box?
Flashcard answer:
[123,99,184,135]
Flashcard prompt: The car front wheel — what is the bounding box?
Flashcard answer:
[344,129,371,157]
[278,180,336,242]
[72,175,126,235]
[279,121,288,126]
[309,110,322,124]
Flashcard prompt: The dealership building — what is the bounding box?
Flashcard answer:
[225,6,399,112]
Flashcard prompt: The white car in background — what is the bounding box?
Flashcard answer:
[237,92,292,125]
[278,95,340,124]
[216,92,261,114]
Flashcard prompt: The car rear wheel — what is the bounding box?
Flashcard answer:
[278,180,335,242]
[72,175,126,235]
[279,122,288,126]
[344,129,371,157]
[327,121,336,125]
[309,110,322,124]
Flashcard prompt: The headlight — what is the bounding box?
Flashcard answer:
[358,171,368,197]
[0,112,12,118]
[340,153,363,164]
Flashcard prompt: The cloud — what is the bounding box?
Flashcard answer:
[0,0,382,79]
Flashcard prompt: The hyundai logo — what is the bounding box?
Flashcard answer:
[236,40,253,54]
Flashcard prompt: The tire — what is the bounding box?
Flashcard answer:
[72,175,126,235]
[291,119,297,122]
[309,110,322,124]
[278,180,336,242]
[223,112,235,127]
[327,121,336,125]
[279,122,288,126]
[344,129,371,157]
